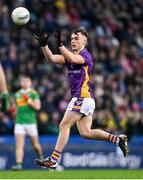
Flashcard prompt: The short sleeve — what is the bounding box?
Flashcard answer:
[31,91,40,100]
[80,50,92,65]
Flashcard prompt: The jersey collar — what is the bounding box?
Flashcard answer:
[20,88,31,94]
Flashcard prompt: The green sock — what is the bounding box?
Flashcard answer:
[16,162,22,168]
[39,153,44,160]
[1,92,10,112]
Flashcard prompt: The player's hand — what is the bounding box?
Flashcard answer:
[35,31,49,47]
[27,98,32,104]
[55,30,63,47]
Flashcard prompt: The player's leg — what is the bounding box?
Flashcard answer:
[12,124,25,170]
[15,134,25,164]
[30,136,44,160]
[12,134,25,170]
[26,124,44,160]
[35,110,82,169]
[77,114,111,140]
[54,111,82,152]
[77,114,128,157]
[0,63,10,112]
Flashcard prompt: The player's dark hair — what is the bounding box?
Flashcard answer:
[20,74,31,80]
[22,75,31,78]
[72,27,88,38]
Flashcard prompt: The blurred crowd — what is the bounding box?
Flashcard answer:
[0,0,143,140]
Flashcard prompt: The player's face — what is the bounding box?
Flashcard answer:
[20,78,32,89]
[71,32,87,51]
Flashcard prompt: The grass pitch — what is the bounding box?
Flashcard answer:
[0,169,143,179]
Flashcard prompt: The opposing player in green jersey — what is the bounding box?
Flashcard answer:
[12,75,44,170]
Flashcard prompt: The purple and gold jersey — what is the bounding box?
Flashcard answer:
[66,48,94,98]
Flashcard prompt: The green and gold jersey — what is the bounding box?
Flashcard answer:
[14,88,40,124]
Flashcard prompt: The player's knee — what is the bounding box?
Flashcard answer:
[80,130,91,139]
[16,144,24,150]
[59,121,69,130]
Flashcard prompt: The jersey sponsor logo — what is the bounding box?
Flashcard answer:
[16,98,28,106]
[68,70,81,74]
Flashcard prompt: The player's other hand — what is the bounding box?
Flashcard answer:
[55,30,63,47]
[35,31,49,47]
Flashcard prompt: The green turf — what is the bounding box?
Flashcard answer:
[0,170,143,179]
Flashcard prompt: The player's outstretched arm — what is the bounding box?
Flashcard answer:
[0,63,8,93]
[42,46,65,64]
[35,31,65,64]
[59,45,84,64]
[56,30,84,64]
[0,63,10,112]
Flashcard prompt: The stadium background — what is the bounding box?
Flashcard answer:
[0,0,143,170]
